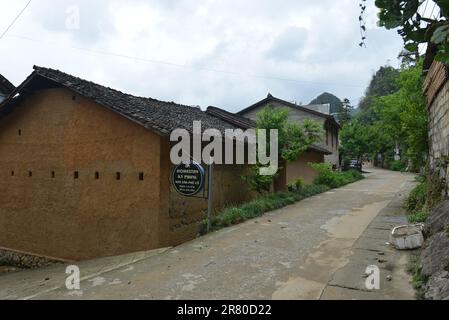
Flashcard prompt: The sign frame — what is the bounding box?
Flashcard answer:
[171,162,206,197]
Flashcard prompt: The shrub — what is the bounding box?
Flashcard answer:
[389,160,407,172]
[199,184,331,235]
[413,269,426,291]
[310,163,364,189]
[288,178,304,192]
[199,164,364,235]
[426,171,444,211]
[405,181,427,213]
[241,165,276,194]
[408,211,428,224]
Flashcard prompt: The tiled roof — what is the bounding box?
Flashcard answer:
[207,106,331,155]
[309,144,332,155]
[1,66,238,136]
[0,74,15,95]
[206,106,256,130]
[238,93,340,129]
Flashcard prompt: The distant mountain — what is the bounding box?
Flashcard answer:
[309,92,343,115]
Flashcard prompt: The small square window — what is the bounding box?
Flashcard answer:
[74,171,79,179]
[116,172,121,180]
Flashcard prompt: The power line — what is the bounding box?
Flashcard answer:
[430,2,437,19]
[0,0,32,40]
[7,33,366,88]
[423,0,429,16]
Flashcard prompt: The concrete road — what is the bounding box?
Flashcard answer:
[0,168,417,300]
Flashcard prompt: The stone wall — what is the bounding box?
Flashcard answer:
[420,201,449,300]
[421,61,449,300]
[0,248,63,269]
[424,61,449,173]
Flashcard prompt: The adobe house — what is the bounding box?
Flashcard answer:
[238,94,340,170]
[0,74,15,103]
[0,66,253,261]
[208,106,332,188]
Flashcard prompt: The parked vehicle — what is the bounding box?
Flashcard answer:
[344,159,363,172]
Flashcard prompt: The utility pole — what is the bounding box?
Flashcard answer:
[207,159,214,233]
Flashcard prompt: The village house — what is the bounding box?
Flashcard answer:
[0,66,254,261]
[236,94,339,187]
[0,74,15,103]
[208,105,332,188]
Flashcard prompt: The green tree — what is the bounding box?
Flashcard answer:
[340,118,375,162]
[376,61,428,170]
[359,66,400,110]
[340,62,428,171]
[243,106,322,193]
[338,98,354,126]
[255,107,322,163]
[362,0,449,64]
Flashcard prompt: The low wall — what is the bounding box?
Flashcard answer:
[0,247,64,269]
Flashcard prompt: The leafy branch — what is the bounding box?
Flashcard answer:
[363,0,449,64]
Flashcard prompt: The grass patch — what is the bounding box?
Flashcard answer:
[405,179,427,213]
[199,168,364,235]
[413,269,427,300]
[405,178,430,224]
[407,253,427,300]
[310,163,364,189]
[408,211,428,224]
[389,160,408,172]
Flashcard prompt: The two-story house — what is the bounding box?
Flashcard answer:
[238,94,341,169]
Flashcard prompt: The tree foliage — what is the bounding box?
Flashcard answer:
[255,107,322,163]
[364,0,449,64]
[340,62,428,171]
[338,98,355,126]
[243,106,322,193]
[359,66,400,110]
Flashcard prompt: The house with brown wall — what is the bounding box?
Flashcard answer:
[208,105,332,188]
[238,94,340,171]
[0,66,253,261]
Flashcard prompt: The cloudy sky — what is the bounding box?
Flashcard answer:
[0,0,403,112]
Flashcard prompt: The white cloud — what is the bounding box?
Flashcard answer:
[0,0,403,112]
